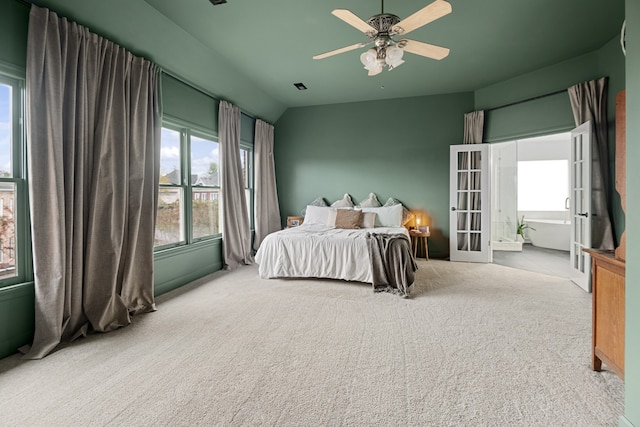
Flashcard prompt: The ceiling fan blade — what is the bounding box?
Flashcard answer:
[391,0,452,36]
[368,68,383,77]
[313,42,368,60]
[399,39,450,60]
[332,9,377,35]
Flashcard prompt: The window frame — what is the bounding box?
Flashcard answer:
[155,115,254,253]
[189,128,221,243]
[0,68,31,288]
[155,118,223,251]
[239,142,254,231]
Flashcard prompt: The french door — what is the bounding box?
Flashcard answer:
[569,122,592,291]
[449,144,491,263]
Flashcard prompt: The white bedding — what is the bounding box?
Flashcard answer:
[254,223,409,283]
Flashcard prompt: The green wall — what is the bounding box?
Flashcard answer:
[0,0,28,68]
[623,2,639,426]
[274,93,474,258]
[34,0,285,123]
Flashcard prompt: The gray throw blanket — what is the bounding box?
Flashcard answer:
[366,233,418,297]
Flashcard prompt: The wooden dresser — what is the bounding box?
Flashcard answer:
[585,249,625,380]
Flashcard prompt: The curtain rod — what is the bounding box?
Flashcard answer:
[485,88,567,113]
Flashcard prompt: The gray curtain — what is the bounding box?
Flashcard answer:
[219,101,252,268]
[253,120,281,250]
[568,78,614,250]
[459,111,485,252]
[24,6,160,359]
[464,110,485,144]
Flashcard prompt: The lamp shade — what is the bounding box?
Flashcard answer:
[385,46,405,69]
[360,49,377,68]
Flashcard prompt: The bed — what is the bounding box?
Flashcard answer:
[255,201,418,296]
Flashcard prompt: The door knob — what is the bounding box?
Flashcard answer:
[577,212,589,217]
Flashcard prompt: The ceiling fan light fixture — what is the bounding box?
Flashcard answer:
[385,46,405,69]
[360,49,377,68]
[314,1,452,76]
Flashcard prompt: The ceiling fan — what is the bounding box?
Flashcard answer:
[313,0,452,76]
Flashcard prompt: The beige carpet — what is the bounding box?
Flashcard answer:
[0,260,624,426]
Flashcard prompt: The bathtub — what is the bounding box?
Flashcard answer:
[526,219,571,252]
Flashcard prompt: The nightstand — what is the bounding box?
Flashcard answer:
[286,216,303,228]
[409,229,430,260]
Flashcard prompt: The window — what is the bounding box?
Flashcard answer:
[156,126,185,247]
[191,134,220,239]
[518,160,569,211]
[240,146,253,226]
[0,72,25,285]
[155,119,254,250]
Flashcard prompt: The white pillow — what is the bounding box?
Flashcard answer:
[331,193,354,208]
[356,192,381,208]
[361,211,377,228]
[304,205,333,225]
[362,204,403,227]
[301,196,327,216]
[383,197,412,225]
[326,208,338,227]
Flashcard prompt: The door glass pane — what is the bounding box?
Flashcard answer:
[470,233,481,252]
[470,192,481,210]
[457,212,468,230]
[457,172,468,190]
[576,135,582,159]
[470,151,481,170]
[470,172,481,190]
[192,188,220,238]
[457,233,468,251]
[457,192,468,210]
[458,152,468,170]
[470,213,481,231]
[156,187,184,246]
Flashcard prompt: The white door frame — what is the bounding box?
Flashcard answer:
[449,144,492,263]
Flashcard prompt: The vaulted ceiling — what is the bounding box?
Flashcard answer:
[33,0,625,121]
[141,0,624,106]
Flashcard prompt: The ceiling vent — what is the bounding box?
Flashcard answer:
[209,0,227,5]
[294,83,308,90]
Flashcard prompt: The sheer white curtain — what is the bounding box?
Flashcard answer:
[24,6,160,359]
[253,120,281,250]
[219,101,252,268]
[568,77,614,250]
